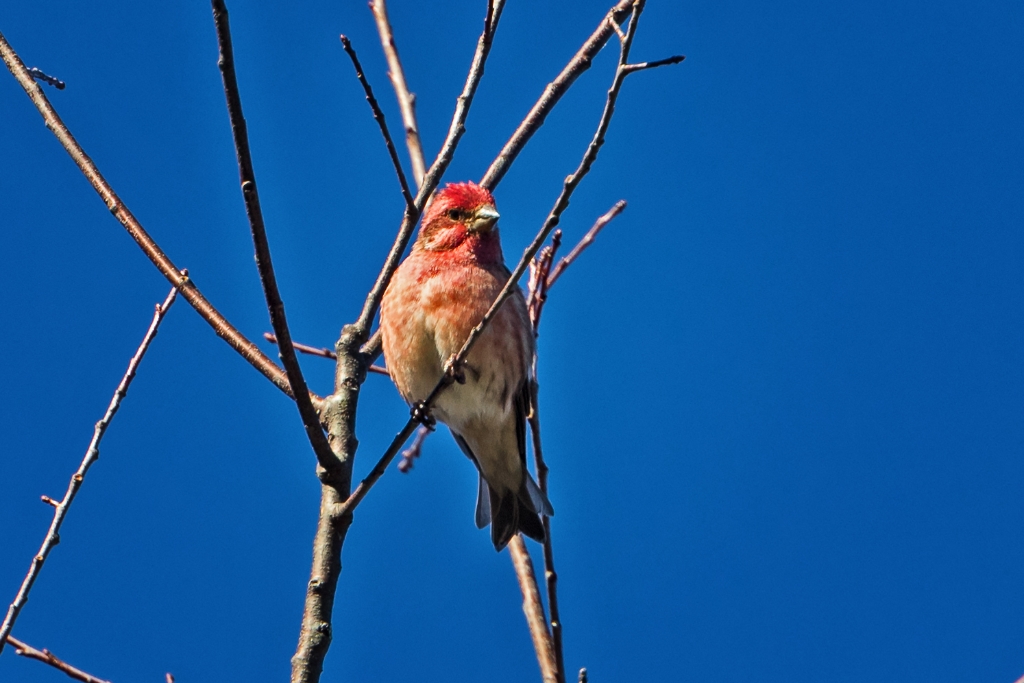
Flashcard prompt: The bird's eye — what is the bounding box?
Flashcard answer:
[447,209,465,221]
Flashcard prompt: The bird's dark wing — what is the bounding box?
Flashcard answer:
[514,382,554,517]
[452,430,491,529]
[515,380,530,467]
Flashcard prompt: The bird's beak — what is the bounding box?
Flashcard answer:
[469,205,500,233]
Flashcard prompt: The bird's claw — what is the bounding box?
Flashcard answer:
[444,356,466,385]
[411,402,436,430]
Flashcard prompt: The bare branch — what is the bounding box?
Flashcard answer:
[0,30,295,399]
[4,634,111,683]
[263,333,389,375]
[339,35,415,209]
[397,425,430,473]
[369,0,427,186]
[0,287,178,654]
[479,0,634,190]
[211,0,335,471]
[547,200,627,288]
[354,0,507,337]
[509,536,559,683]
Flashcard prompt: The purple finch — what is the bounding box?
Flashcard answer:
[380,182,553,550]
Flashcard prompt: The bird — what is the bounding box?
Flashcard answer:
[380,181,553,550]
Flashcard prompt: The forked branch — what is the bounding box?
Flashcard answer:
[212,0,335,473]
[0,287,179,654]
[339,35,415,209]
[369,0,427,186]
[547,200,627,289]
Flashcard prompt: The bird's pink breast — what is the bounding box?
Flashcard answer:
[380,246,533,414]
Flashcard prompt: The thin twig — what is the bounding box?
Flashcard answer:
[479,0,634,190]
[528,380,563,681]
[354,0,506,337]
[265,332,336,360]
[369,0,426,187]
[509,536,559,683]
[335,417,419,519]
[622,54,686,73]
[27,66,65,89]
[339,35,415,209]
[524,233,563,678]
[547,200,627,288]
[211,0,335,472]
[526,230,562,333]
[525,234,565,678]
[523,231,565,679]
[397,425,430,473]
[0,287,178,654]
[263,333,389,375]
[0,30,295,399]
[4,634,111,683]
[360,328,383,362]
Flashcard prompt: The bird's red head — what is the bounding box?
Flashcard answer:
[417,182,501,256]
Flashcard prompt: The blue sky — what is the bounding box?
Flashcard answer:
[2,0,1022,681]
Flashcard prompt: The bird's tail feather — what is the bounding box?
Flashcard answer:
[475,475,491,529]
[523,471,554,516]
[489,482,547,550]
